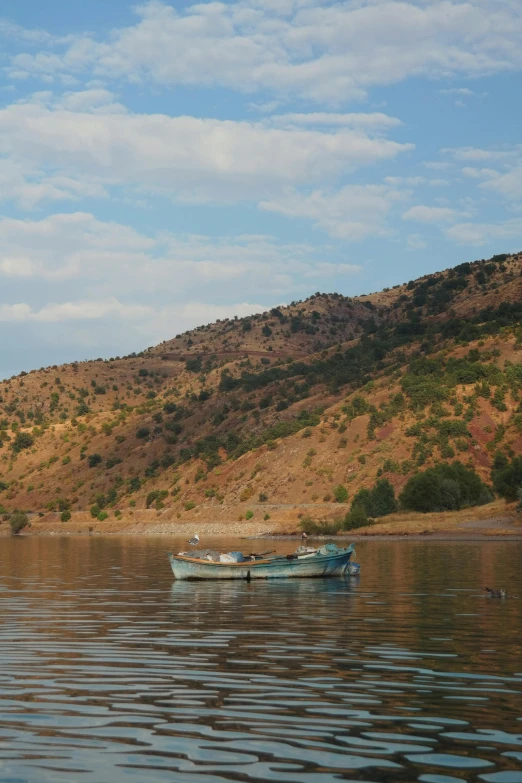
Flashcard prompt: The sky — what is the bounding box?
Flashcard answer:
[0,0,522,376]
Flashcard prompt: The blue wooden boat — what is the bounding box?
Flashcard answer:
[167,543,356,581]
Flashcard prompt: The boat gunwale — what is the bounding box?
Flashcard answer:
[168,546,353,569]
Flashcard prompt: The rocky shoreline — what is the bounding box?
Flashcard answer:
[3,512,521,541]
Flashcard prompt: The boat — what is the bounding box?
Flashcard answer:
[167,543,358,581]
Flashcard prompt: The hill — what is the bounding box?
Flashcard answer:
[1,251,522,535]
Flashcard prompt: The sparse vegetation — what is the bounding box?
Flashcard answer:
[0,251,521,534]
[10,512,29,535]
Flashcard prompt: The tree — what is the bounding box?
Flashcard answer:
[369,479,398,516]
[517,485,522,512]
[349,480,397,518]
[88,453,102,468]
[400,462,488,513]
[10,512,29,535]
[334,484,349,503]
[491,454,522,501]
[12,432,34,452]
[344,504,369,530]
[60,510,71,523]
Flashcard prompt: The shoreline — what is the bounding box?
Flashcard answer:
[6,524,522,542]
[3,501,520,541]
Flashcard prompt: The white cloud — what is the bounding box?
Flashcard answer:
[402,205,457,223]
[271,112,402,129]
[7,1,522,104]
[445,217,522,245]
[0,212,360,300]
[461,166,499,180]
[0,99,411,204]
[260,184,406,239]
[423,161,453,170]
[480,165,522,200]
[0,157,108,209]
[151,301,267,333]
[0,297,150,323]
[407,233,427,250]
[0,212,154,280]
[439,87,476,96]
[443,146,516,161]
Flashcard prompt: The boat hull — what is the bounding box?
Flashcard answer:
[168,546,355,580]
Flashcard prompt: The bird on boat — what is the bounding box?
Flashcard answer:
[188,533,200,546]
[485,587,506,599]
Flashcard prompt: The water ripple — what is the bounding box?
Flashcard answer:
[0,537,521,783]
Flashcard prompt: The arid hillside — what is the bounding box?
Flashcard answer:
[1,251,522,532]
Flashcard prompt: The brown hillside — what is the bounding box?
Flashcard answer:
[1,251,522,532]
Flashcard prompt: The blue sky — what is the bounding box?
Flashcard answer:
[0,0,522,376]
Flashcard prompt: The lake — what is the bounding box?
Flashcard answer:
[0,537,521,783]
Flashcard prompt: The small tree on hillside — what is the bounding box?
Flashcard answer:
[334,484,349,503]
[10,512,29,535]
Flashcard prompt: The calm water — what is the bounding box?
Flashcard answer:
[0,537,521,783]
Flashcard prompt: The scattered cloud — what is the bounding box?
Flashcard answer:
[402,205,458,223]
[445,217,522,245]
[439,87,477,96]
[0,297,150,323]
[407,233,428,250]
[0,212,359,297]
[443,146,516,161]
[0,98,412,205]
[271,112,402,129]
[6,1,522,103]
[260,184,406,239]
[480,165,522,200]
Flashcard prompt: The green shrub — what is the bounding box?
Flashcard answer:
[12,432,34,452]
[370,479,398,516]
[349,479,397,518]
[245,510,254,520]
[136,427,150,439]
[517,485,522,512]
[97,510,108,521]
[333,484,349,503]
[10,512,29,535]
[60,510,71,523]
[146,490,169,509]
[343,504,370,530]
[491,454,522,501]
[88,453,102,468]
[400,462,489,513]
[184,501,196,511]
[438,419,469,437]
[299,516,342,535]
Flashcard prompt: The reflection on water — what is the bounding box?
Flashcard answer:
[0,537,521,783]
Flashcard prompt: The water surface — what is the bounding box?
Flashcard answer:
[0,537,521,783]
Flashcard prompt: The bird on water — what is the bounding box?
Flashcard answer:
[485,587,506,598]
[188,533,200,546]
[301,532,308,541]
